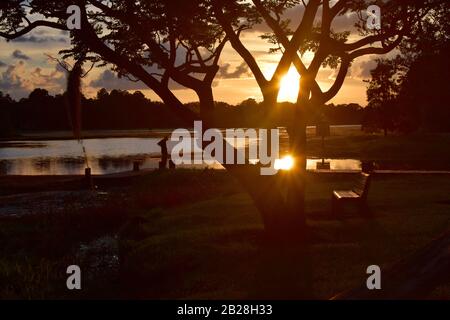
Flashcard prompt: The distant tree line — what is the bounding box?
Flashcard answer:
[0,88,187,136]
[0,88,364,137]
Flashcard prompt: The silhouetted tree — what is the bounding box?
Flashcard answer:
[397,44,450,133]
[96,88,109,100]
[212,0,446,235]
[0,0,445,238]
[364,0,449,134]
[365,59,401,135]
[0,91,15,136]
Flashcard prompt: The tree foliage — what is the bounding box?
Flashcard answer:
[364,1,449,133]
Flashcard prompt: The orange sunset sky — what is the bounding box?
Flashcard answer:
[0,6,391,106]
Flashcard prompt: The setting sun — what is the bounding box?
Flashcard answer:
[277,66,300,103]
[274,155,295,171]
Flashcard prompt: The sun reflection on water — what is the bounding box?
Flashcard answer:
[274,155,294,171]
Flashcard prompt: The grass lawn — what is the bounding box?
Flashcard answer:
[1,170,449,299]
[119,171,450,299]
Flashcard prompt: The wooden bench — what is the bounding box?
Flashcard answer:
[332,172,371,215]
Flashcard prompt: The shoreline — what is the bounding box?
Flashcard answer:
[1,169,449,197]
[0,129,176,142]
[0,125,362,142]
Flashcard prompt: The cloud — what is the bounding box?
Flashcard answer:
[0,61,29,97]
[352,58,378,79]
[324,57,378,84]
[331,12,359,32]
[11,35,67,44]
[248,4,358,36]
[217,62,252,79]
[90,69,187,91]
[89,70,148,90]
[12,50,31,60]
[0,61,66,99]
[30,66,66,89]
[250,5,306,33]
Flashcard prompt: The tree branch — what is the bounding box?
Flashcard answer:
[77,5,196,124]
[330,0,347,18]
[349,35,404,59]
[252,0,323,97]
[213,1,269,89]
[271,0,321,84]
[318,56,351,103]
[88,0,207,92]
[0,20,67,40]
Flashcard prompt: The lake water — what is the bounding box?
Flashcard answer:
[0,128,362,175]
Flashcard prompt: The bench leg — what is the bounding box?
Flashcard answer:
[358,200,369,215]
[331,196,338,216]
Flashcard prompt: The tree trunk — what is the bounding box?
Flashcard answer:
[260,89,305,239]
[285,117,307,239]
[225,165,292,239]
[197,88,306,241]
[198,87,215,127]
[196,87,300,240]
[283,80,311,239]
